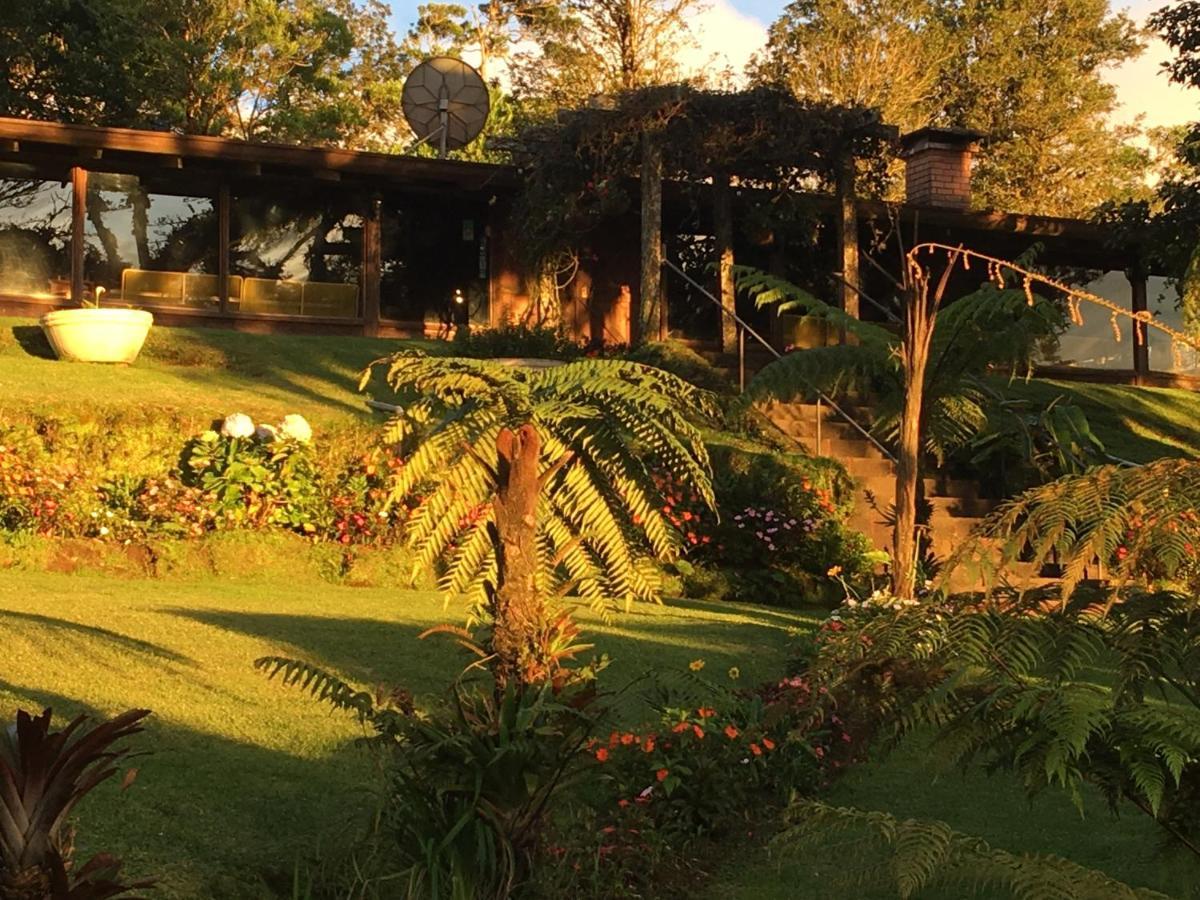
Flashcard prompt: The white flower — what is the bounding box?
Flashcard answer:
[254,423,278,443]
[279,414,313,443]
[220,413,255,439]
[99,526,109,536]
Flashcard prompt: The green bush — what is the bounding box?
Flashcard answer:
[446,321,584,360]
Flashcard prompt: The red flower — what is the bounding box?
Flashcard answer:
[697,707,716,719]
[620,732,636,746]
[724,724,740,739]
[692,724,705,739]
[750,743,763,757]
[595,748,609,762]
[672,722,690,734]
[762,737,776,751]
[656,768,669,782]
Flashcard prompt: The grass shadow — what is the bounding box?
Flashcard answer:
[0,609,192,665]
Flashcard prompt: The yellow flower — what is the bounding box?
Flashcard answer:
[688,658,705,672]
[728,666,741,681]
[826,565,843,577]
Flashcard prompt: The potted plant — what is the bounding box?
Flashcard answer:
[40,286,154,364]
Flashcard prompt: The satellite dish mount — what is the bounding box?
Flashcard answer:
[402,57,490,158]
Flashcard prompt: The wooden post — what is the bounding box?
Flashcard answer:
[836,155,860,323]
[713,173,737,353]
[362,195,382,335]
[639,132,663,343]
[70,166,87,304]
[1130,268,1149,379]
[217,183,231,314]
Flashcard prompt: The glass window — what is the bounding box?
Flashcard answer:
[1039,270,1133,371]
[1146,277,1200,376]
[83,172,218,309]
[380,194,488,328]
[231,190,362,319]
[0,167,72,299]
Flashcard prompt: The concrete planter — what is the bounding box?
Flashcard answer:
[40,308,154,364]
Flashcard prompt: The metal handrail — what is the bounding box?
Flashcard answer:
[663,259,898,464]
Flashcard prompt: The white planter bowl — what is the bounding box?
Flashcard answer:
[40,308,154,364]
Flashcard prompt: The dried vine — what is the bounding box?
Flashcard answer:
[908,242,1200,365]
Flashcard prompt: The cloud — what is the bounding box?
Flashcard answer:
[676,0,769,83]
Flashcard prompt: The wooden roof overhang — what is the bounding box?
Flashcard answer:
[0,116,519,195]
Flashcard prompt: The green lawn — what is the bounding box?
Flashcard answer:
[0,568,805,899]
[0,316,428,427]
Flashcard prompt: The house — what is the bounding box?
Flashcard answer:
[0,117,1193,386]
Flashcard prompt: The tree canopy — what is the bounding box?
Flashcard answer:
[752,0,1146,217]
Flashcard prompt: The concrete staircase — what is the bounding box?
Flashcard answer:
[761,400,1052,589]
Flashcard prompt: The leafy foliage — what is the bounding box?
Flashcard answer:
[361,352,716,616]
[259,655,603,900]
[949,458,1200,598]
[803,591,1200,856]
[0,707,151,899]
[753,0,1147,215]
[738,266,1068,467]
[775,801,1170,899]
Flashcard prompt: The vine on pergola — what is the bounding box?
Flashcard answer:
[509,85,895,337]
[890,242,1200,600]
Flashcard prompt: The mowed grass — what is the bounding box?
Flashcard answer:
[0,568,806,899]
[707,737,1200,900]
[0,316,429,426]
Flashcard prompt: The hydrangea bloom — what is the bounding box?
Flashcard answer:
[220,413,255,439]
[279,414,312,443]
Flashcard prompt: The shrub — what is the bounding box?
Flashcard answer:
[447,321,584,360]
[0,707,151,898]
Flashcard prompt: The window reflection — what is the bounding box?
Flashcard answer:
[380,195,488,328]
[0,169,72,299]
[1146,277,1200,375]
[1040,270,1133,371]
[231,192,362,319]
[83,172,218,309]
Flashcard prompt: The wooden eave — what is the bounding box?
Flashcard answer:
[0,116,518,192]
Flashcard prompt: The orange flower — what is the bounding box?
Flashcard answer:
[595,747,609,762]
[672,722,691,733]
[697,707,717,719]
[762,737,776,751]
[618,799,630,808]
[692,724,705,739]
[724,724,740,739]
[750,742,763,756]
[620,732,636,746]
[642,737,656,753]
[656,768,670,782]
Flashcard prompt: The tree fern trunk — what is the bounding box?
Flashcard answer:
[639,133,664,343]
[714,173,737,352]
[491,424,546,688]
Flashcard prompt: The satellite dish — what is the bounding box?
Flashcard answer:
[402,57,491,158]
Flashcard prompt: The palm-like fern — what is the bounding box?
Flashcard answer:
[775,801,1170,899]
[361,353,716,683]
[809,592,1200,857]
[947,458,1200,598]
[735,266,1065,465]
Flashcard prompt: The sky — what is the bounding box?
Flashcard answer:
[385,0,1199,131]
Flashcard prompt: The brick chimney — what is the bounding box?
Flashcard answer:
[899,127,984,210]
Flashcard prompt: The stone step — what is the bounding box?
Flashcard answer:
[819,437,888,460]
[843,457,896,479]
[927,496,997,519]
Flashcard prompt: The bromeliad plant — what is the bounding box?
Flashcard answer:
[0,707,151,899]
[361,353,717,688]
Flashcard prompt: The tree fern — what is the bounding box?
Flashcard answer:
[775,801,1171,899]
[361,352,716,684]
[736,267,1066,468]
[946,458,1200,599]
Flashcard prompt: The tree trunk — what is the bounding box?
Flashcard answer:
[713,173,737,353]
[639,133,663,343]
[892,354,925,601]
[836,155,860,323]
[490,424,546,688]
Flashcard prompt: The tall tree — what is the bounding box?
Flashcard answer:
[0,0,411,150]
[511,0,704,108]
[752,0,1145,216]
